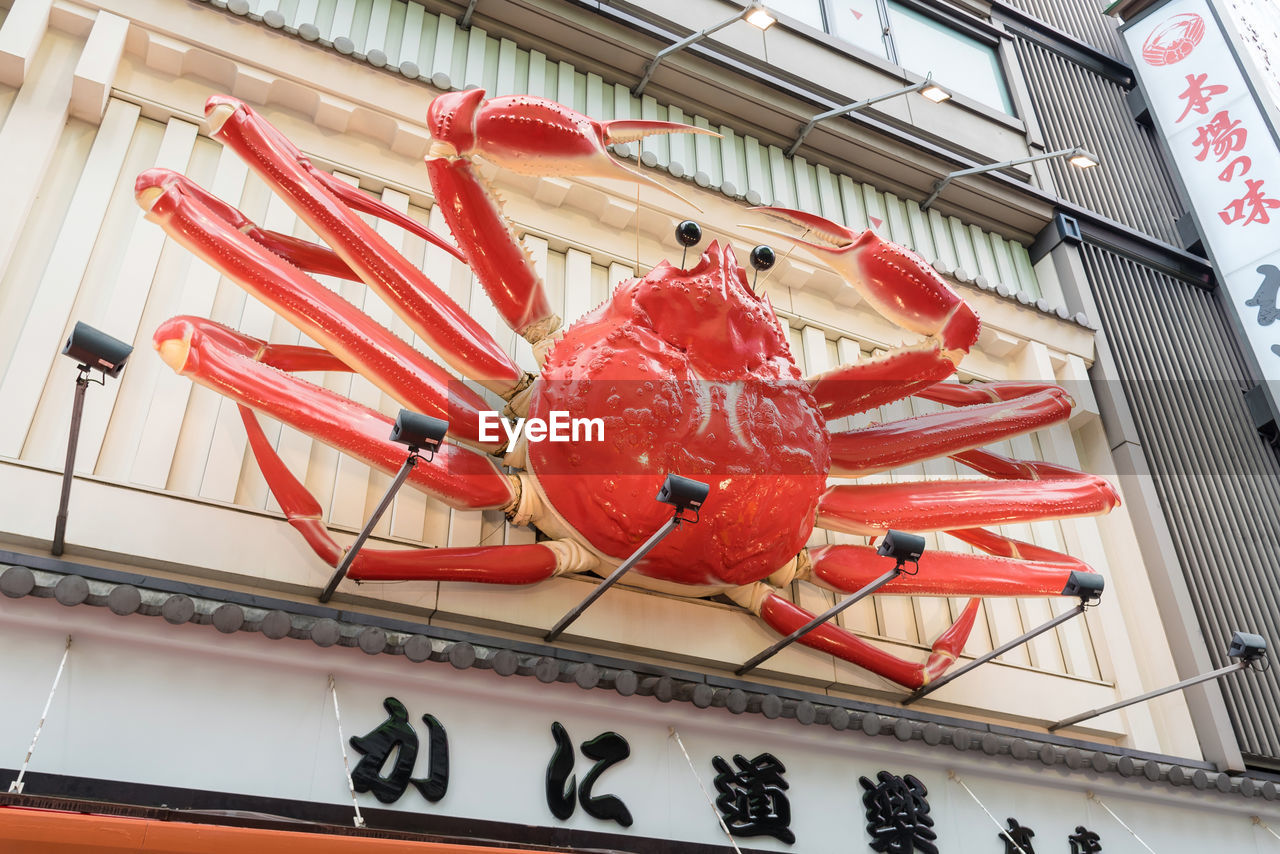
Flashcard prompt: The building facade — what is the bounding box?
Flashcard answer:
[1,0,1278,850]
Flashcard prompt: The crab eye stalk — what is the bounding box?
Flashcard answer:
[749,244,776,292]
[676,220,702,268]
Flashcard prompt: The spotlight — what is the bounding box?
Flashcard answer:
[389,410,449,457]
[1228,630,1267,662]
[1050,630,1269,731]
[1068,148,1100,169]
[546,473,712,641]
[656,473,710,520]
[745,4,776,30]
[62,321,132,378]
[876,529,926,566]
[51,322,134,556]
[319,410,448,602]
[920,83,952,103]
[737,522,923,674]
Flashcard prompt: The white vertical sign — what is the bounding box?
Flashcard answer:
[1124,0,1280,383]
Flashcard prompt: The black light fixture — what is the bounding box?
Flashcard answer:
[736,529,923,675]
[51,322,133,557]
[633,2,776,98]
[1050,630,1269,732]
[318,410,448,603]
[920,147,1101,211]
[546,473,710,642]
[785,77,952,157]
[903,570,1103,705]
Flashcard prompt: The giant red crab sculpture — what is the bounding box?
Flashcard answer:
[135,90,1118,690]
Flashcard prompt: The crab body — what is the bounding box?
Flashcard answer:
[530,242,828,588]
[136,90,1119,690]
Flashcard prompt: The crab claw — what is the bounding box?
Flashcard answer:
[427,89,717,210]
[747,206,980,364]
[422,89,720,344]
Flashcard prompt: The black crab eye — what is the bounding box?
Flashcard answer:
[750,245,776,272]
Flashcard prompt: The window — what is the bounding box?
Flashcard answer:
[775,0,1015,115]
[766,0,828,32]
[882,3,1013,113]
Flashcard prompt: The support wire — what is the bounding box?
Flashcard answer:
[9,635,72,794]
[1088,791,1155,852]
[948,771,1030,854]
[328,674,366,828]
[669,727,742,854]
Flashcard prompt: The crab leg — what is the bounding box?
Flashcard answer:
[424,89,719,342]
[155,316,514,509]
[234,395,598,583]
[799,536,1091,598]
[816,475,1118,536]
[136,170,502,447]
[749,207,981,420]
[731,584,981,688]
[203,96,524,396]
[830,384,1073,476]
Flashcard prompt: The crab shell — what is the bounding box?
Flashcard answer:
[528,242,830,588]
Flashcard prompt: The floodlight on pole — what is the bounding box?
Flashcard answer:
[318,410,448,603]
[545,474,709,642]
[736,529,925,675]
[786,77,952,157]
[920,146,1101,211]
[1049,631,1268,732]
[52,322,133,557]
[633,3,775,98]
[902,570,1104,705]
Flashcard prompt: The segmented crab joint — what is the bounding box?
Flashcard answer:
[139,90,1118,691]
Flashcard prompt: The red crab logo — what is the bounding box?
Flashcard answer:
[1142,13,1205,66]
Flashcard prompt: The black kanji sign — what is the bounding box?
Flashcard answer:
[712,752,794,844]
[859,770,938,854]
[349,697,449,804]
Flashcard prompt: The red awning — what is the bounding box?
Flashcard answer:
[0,806,532,853]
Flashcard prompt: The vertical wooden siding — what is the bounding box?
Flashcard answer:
[227,0,1045,301]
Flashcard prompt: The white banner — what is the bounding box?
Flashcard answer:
[1124,0,1280,384]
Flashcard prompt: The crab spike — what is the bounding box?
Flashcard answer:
[815,475,1119,536]
[829,386,1073,476]
[158,316,514,507]
[802,539,1091,598]
[203,96,523,395]
[743,586,981,688]
[136,172,499,447]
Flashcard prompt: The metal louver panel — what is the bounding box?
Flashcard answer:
[1013,37,1186,245]
[1082,242,1280,763]
[998,0,1126,57]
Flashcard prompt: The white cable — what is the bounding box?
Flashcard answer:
[1254,815,1280,843]
[668,727,743,854]
[328,674,366,828]
[9,635,72,795]
[1088,792,1155,853]
[948,771,1030,854]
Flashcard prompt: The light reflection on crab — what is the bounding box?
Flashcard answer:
[134,90,1118,690]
